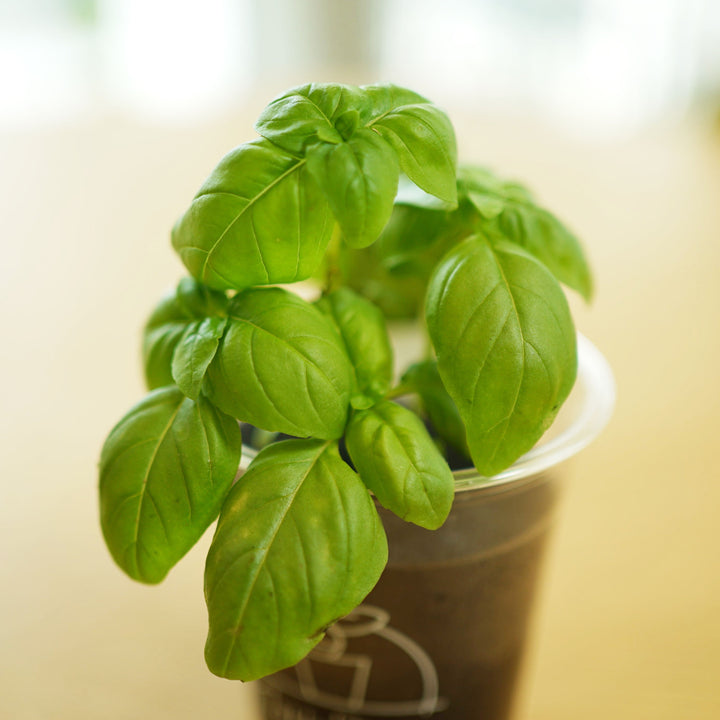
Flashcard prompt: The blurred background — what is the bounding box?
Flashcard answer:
[3,0,720,133]
[1,1,719,718]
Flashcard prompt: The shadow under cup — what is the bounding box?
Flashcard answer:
[257,335,615,720]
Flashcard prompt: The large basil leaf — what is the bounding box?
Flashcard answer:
[172,138,333,291]
[345,400,454,530]
[369,102,457,206]
[306,129,399,249]
[143,278,228,390]
[426,235,577,476]
[99,386,242,584]
[401,360,469,457]
[458,166,593,301]
[204,287,353,439]
[316,287,393,406]
[171,317,227,400]
[204,439,387,681]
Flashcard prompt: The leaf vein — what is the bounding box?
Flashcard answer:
[200,157,307,283]
[217,441,329,676]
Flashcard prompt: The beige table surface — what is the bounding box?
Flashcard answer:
[1,105,719,720]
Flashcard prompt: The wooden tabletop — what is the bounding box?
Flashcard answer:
[1,107,718,719]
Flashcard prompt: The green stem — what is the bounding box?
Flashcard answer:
[385,383,413,400]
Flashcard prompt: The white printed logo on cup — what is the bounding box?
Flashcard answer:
[263,604,449,717]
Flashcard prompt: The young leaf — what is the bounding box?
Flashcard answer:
[458,165,533,204]
[458,166,593,300]
[171,317,227,400]
[204,287,353,439]
[345,400,454,530]
[316,287,394,404]
[426,235,577,476]
[363,84,457,205]
[143,296,188,390]
[175,276,229,318]
[143,278,228,390]
[370,102,458,206]
[492,204,593,301]
[204,439,387,681]
[360,84,427,119]
[401,360,470,457]
[306,129,399,249]
[254,83,356,154]
[254,83,426,152]
[172,138,333,291]
[99,387,242,584]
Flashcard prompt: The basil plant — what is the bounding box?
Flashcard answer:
[99,82,592,682]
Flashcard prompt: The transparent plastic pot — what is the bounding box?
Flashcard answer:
[253,334,615,720]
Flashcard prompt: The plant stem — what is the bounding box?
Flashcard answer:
[385,383,413,400]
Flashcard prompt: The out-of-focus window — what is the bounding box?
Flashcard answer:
[0,0,98,127]
[2,0,720,135]
[380,0,712,137]
[0,0,253,127]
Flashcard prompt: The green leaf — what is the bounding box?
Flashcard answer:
[367,93,457,206]
[306,129,399,249]
[345,400,454,530]
[401,360,469,457]
[171,317,227,400]
[493,204,593,301]
[371,202,462,276]
[204,439,387,681]
[458,165,533,204]
[458,165,593,301]
[338,198,471,319]
[143,298,188,390]
[99,386,242,584]
[426,235,577,476]
[394,174,457,211]
[172,138,334,290]
[254,83,458,246]
[334,109,360,141]
[316,287,394,403]
[254,83,364,154]
[339,242,429,319]
[360,83,429,120]
[143,279,228,390]
[254,83,428,152]
[204,287,353,439]
[468,191,504,220]
[175,276,229,317]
